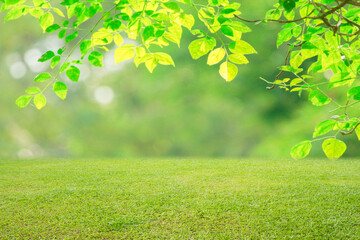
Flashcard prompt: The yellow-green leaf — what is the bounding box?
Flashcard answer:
[53,8,64,17]
[356,127,360,141]
[290,78,302,87]
[53,82,67,100]
[39,12,54,32]
[5,5,26,21]
[91,29,113,46]
[15,95,32,108]
[178,14,195,30]
[188,37,216,60]
[29,8,44,18]
[114,44,135,64]
[313,120,336,138]
[154,53,175,66]
[50,56,61,69]
[25,87,40,95]
[164,23,182,46]
[34,72,51,82]
[290,141,312,159]
[207,48,225,65]
[229,40,257,55]
[114,33,124,46]
[34,93,46,110]
[322,138,347,160]
[145,56,159,73]
[228,53,249,65]
[219,61,238,82]
[66,65,80,82]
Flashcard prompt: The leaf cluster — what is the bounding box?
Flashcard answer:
[2,0,360,159]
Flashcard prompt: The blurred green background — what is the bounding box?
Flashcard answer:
[1,1,359,159]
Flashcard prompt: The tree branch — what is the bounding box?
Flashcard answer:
[340,122,360,135]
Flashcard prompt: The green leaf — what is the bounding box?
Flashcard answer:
[53,82,67,100]
[328,64,349,84]
[290,51,303,68]
[62,20,69,28]
[290,141,312,159]
[188,37,216,60]
[220,8,236,14]
[347,86,360,100]
[89,2,103,17]
[277,28,292,47]
[308,90,331,106]
[207,48,225,65]
[88,51,103,67]
[143,25,155,42]
[219,61,238,82]
[266,8,282,20]
[5,0,25,7]
[59,62,70,73]
[61,0,80,6]
[313,120,337,138]
[220,25,233,37]
[65,31,78,44]
[162,2,181,12]
[58,48,66,56]
[322,138,347,160]
[34,72,52,82]
[280,0,296,12]
[114,44,135,64]
[50,56,61,69]
[66,65,80,82]
[108,19,122,31]
[209,0,219,6]
[72,60,82,64]
[34,93,46,110]
[80,40,92,58]
[15,95,32,108]
[58,29,66,39]
[38,51,55,62]
[25,87,40,95]
[151,13,169,21]
[45,24,60,33]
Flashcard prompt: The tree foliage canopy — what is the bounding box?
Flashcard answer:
[2,0,360,159]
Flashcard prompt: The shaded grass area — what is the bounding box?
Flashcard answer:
[0,158,359,239]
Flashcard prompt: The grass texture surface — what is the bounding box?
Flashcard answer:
[0,158,359,239]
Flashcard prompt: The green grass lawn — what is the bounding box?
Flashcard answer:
[0,158,359,239]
